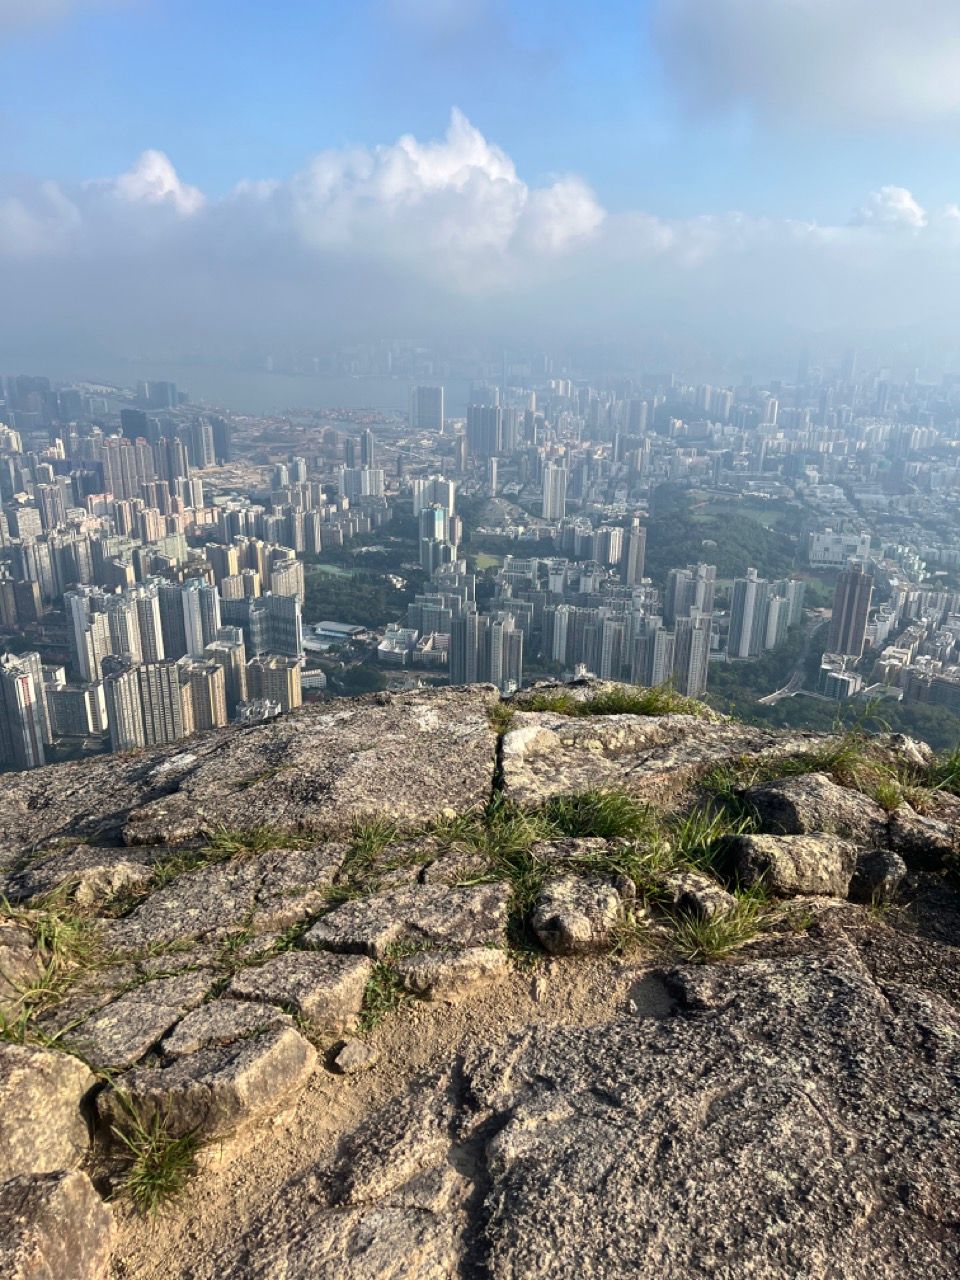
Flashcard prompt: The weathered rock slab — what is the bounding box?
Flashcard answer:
[0,1043,95,1180]
[304,883,510,959]
[743,772,887,843]
[500,711,841,810]
[100,1025,317,1141]
[0,1170,114,1280]
[0,688,499,855]
[228,945,960,1279]
[64,969,216,1069]
[104,845,346,950]
[0,846,157,908]
[162,999,294,1057]
[730,832,861,898]
[229,952,373,1034]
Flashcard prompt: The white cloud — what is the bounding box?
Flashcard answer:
[1,111,960,367]
[853,186,928,230]
[102,149,206,216]
[652,0,960,127]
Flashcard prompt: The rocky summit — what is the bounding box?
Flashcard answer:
[0,681,959,1279]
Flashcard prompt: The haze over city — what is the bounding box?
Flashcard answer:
[5,1,960,383]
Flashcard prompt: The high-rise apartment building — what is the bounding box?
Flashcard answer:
[729,568,769,659]
[0,652,48,769]
[542,462,568,521]
[409,386,445,432]
[247,655,302,714]
[622,519,647,587]
[828,562,874,658]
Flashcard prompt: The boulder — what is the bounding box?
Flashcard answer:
[849,849,908,905]
[303,883,510,959]
[888,808,959,868]
[743,772,887,843]
[394,946,509,1003]
[729,832,860,898]
[0,1043,95,1180]
[99,1024,317,1142]
[0,1170,114,1280]
[531,876,625,955]
[229,952,373,1035]
[660,870,737,920]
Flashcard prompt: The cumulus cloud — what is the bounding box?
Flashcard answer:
[1,111,959,371]
[853,186,929,230]
[652,0,960,127]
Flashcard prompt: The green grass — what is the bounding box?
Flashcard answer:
[521,684,707,719]
[701,732,899,803]
[487,701,516,734]
[538,790,660,842]
[667,896,768,963]
[111,1109,203,1216]
[358,958,408,1031]
[0,889,105,1012]
[204,826,311,858]
[666,804,758,871]
[0,1005,77,1051]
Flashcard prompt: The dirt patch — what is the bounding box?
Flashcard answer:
[109,951,667,1280]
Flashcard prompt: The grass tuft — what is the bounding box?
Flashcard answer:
[358,958,408,1032]
[112,1109,203,1216]
[522,684,706,719]
[538,790,659,842]
[667,896,767,963]
[487,701,516,734]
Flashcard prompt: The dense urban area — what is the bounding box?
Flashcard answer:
[3,350,960,770]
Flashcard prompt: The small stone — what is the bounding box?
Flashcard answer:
[333,1038,379,1074]
[0,1170,114,1280]
[660,870,737,920]
[0,1043,95,1181]
[394,947,509,1003]
[531,876,625,955]
[229,952,373,1035]
[729,833,860,898]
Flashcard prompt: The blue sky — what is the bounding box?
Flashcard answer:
[2,0,958,222]
[4,1,960,374]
